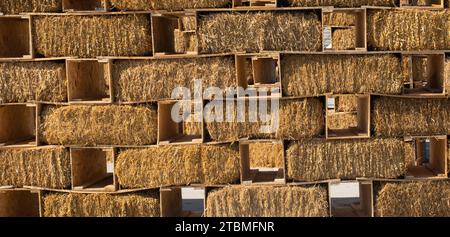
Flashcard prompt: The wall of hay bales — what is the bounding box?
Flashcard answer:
[285,0,398,7]
[40,105,158,146]
[205,185,330,217]
[372,97,450,137]
[0,0,62,14]
[112,56,236,102]
[42,191,160,217]
[375,180,450,217]
[32,14,152,58]
[0,146,71,189]
[367,9,449,51]
[281,54,404,97]
[198,11,322,53]
[0,61,66,103]
[286,139,411,182]
[115,144,240,189]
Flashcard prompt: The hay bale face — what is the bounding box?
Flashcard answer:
[332,29,356,50]
[0,147,71,189]
[286,139,409,182]
[0,61,66,103]
[205,186,329,217]
[323,12,356,26]
[287,0,398,7]
[115,144,240,189]
[0,0,62,14]
[41,105,158,146]
[43,191,160,217]
[33,14,152,57]
[113,56,235,102]
[198,11,322,54]
[367,9,448,51]
[249,142,284,168]
[375,180,450,217]
[281,54,404,97]
[445,58,450,93]
[108,0,152,10]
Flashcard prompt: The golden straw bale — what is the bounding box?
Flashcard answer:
[249,142,284,168]
[323,12,356,26]
[332,29,356,50]
[287,0,398,7]
[0,0,61,14]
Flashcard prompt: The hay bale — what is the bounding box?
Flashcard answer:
[205,185,329,217]
[183,114,203,136]
[33,14,152,57]
[198,11,322,54]
[115,144,239,189]
[0,146,70,189]
[174,30,198,53]
[249,142,284,168]
[375,180,450,217]
[287,0,398,7]
[113,56,235,102]
[372,97,449,137]
[43,191,160,217]
[323,12,356,26]
[41,105,158,146]
[367,9,448,51]
[332,29,356,50]
[327,113,357,130]
[335,96,357,112]
[0,61,66,103]
[0,0,61,14]
[110,0,231,11]
[281,54,404,97]
[445,58,450,93]
[286,139,409,181]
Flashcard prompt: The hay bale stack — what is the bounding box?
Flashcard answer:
[0,146,70,189]
[286,139,409,182]
[43,191,160,217]
[110,0,231,11]
[287,0,398,7]
[332,29,356,50]
[41,105,158,146]
[373,97,449,137]
[375,180,450,217]
[198,11,322,53]
[113,56,235,102]
[0,61,66,103]
[115,144,240,189]
[249,142,284,168]
[281,54,404,97]
[33,14,152,57]
[0,0,61,14]
[327,113,357,130]
[323,12,356,26]
[367,9,448,51]
[205,186,330,217]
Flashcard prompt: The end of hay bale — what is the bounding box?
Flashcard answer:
[0,0,62,15]
[332,29,356,50]
[248,142,284,168]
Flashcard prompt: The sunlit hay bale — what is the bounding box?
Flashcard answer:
[323,12,356,26]
[332,29,356,50]
[367,9,447,51]
[204,101,239,142]
[375,180,450,217]
[0,0,61,14]
[335,96,357,112]
[249,142,284,168]
[115,144,239,189]
[277,98,325,140]
[33,14,152,57]
[281,54,404,97]
[174,30,198,53]
[0,146,70,189]
[41,105,158,146]
[445,58,450,93]
[108,0,152,10]
[112,56,235,102]
[43,191,160,217]
[205,185,330,217]
[150,0,231,11]
[327,113,358,130]
[0,61,66,103]
[286,138,409,182]
[372,97,449,137]
[287,0,398,7]
[181,17,196,31]
[198,11,322,54]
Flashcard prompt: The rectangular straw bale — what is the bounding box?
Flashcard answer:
[286,138,409,182]
[174,30,198,53]
[281,54,404,97]
[249,142,284,168]
[372,97,449,137]
[113,56,235,102]
[205,186,330,217]
[445,58,450,93]
[115,144,240,189]
[367,9,448,51]
[0,0,62,14]
[0,61,66,103]
[198,11,322,54]
[109,0,231,11]
[40,105,158,146]
[286,0,398,7]
[43,191,160,217]
[335,96,357,112]
[323,12,356,26]
[0,146,70,189]
[32,14,152,58]
[332,29,356,50]
[375,180,450,217]
[327,113,357,130]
